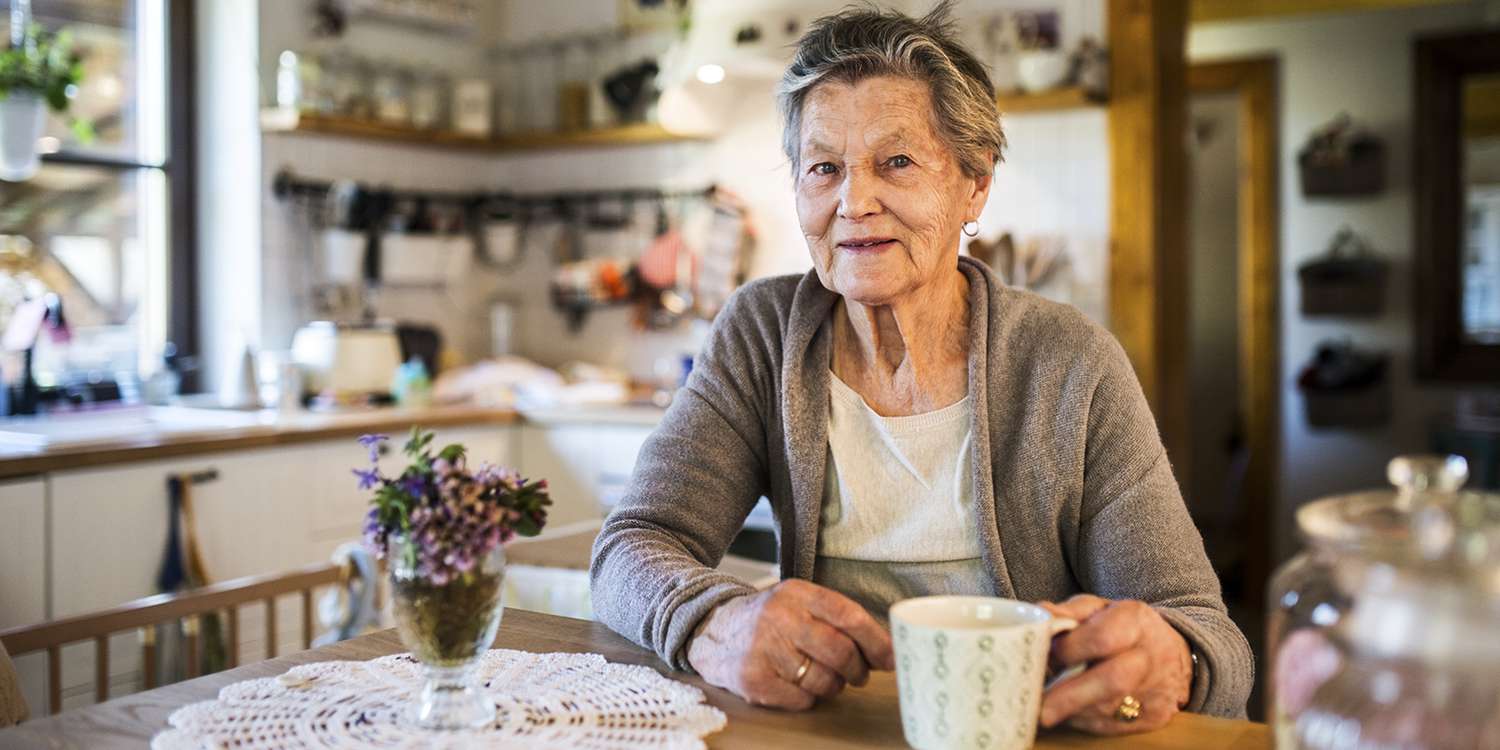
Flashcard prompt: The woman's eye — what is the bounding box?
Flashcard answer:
[887,155,913,168]
[811,162,838,176]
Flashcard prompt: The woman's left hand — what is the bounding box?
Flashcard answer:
[1036,594,1193,734]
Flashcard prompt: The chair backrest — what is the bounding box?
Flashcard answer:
[0,562,349,717]
[0,638,25,728]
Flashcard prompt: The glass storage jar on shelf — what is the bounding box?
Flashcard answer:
[1293,488,1500,750]
[1266,455,1469,748]
[410,68,448,130]
[373,64,413,125]
[557,40,591,132]
[493,54,520,135]
[521,47,558,133]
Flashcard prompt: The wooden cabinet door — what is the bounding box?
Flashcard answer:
[0,477,46,628]
[514,423,654,528]
[0,477,48,717]
[47,447,313,710]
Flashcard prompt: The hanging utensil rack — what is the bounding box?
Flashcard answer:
[271,168,716,219]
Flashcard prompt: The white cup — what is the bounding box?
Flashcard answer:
[890,596,1076,750]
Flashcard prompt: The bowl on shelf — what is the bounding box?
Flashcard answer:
[1016,50,1069,93]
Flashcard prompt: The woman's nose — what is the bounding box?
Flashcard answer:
[837,170,882,220]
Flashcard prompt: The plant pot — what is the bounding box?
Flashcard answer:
[0,94,47,182]
[389,535,506,730]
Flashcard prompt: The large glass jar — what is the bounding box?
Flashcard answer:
[389,533,506,730]
[1294,489,1500,749]
[1267,455,1469,747]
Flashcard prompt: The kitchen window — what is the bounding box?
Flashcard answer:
[0,0,194,401]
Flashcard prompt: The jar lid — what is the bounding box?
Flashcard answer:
[1295,454,1471,555]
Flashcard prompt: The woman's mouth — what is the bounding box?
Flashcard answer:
[837,237,897,253]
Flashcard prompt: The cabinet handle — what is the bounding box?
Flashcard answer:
[180,469,219,486]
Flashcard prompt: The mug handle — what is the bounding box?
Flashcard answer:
[1042,617,1085,690]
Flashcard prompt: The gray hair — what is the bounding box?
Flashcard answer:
[776,1,1006,179]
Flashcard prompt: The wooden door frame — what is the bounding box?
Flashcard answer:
[1186,57,1281,610]
[1107,0,1192,481]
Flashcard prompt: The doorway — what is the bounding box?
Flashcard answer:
[1185,56,1280,714]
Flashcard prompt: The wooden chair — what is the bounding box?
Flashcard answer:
[0,562,361,717]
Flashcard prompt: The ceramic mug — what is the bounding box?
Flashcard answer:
[890,596,1076,750]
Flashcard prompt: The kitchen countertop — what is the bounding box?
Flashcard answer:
[0,404,522,480]
[516,402,667,427]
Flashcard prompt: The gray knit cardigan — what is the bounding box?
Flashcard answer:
[590,257,1252,718]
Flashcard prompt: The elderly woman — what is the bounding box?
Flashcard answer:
[591,2,1251,734]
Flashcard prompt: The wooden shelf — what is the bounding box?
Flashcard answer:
[260,111,707,153]
[996,86,1107,114]
[492,122,705,151]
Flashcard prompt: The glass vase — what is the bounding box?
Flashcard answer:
[389,536,506,730]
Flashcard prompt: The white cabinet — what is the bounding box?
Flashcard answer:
[0,477,46,629]
[48,447,319,710]
[514,422,654,528]
[0,477,47,718]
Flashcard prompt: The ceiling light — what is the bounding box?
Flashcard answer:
[695,64,726,85]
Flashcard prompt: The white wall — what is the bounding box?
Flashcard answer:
[1189,3,1491,562]
[245,0,1113,379]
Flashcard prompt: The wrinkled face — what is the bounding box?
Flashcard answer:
[795,76,991,305]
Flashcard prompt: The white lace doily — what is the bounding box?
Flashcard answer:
[151,649,727,750]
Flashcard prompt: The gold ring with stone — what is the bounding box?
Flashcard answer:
[793,655,812,686]
[1115,695,1143,722]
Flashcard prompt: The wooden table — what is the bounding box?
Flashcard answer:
[0,609,1269,749]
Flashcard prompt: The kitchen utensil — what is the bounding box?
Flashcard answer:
[890,596,1077,750]
[290,321,403,397]
[378,233,470,286]
[395,323,442,378]
[603,59,661,123]
[489,300,515,356]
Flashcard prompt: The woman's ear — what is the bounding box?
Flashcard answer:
[966,172,994,221]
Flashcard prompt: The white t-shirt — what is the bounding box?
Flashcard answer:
[814,371,992,620]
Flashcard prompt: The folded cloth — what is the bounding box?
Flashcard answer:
[0,638,27,726]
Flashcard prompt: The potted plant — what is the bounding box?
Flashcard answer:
[356,428,551,730]
[0,23,85,181]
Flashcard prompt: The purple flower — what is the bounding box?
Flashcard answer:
[400,475,426,498]
[352,467,380,490]
[358,433,388,463]
[356,428,552,587]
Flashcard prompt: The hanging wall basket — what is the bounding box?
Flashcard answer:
[1299,227,1388,316]
[0,93,46,182]
[1297,113,1386,197]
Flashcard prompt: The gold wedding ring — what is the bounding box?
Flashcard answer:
[1115,695,1143,722]
[793,655,813,686]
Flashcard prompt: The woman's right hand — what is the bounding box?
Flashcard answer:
[685,579,895,710]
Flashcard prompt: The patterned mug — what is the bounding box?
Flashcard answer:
[890,596,1077,750]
